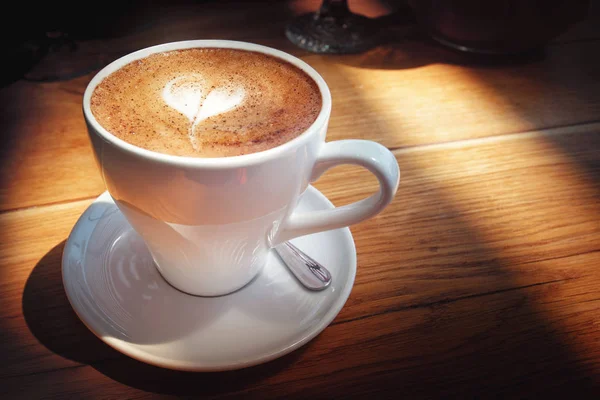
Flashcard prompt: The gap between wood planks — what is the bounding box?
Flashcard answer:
[1,120,599,217]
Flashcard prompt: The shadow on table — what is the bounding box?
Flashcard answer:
[543,131,600,188]
[21,240,310,397]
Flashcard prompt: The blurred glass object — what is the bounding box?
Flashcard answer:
[285,0,379,54]
[409,0,590,54]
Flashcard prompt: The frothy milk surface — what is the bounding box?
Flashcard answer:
[90,49,322,157]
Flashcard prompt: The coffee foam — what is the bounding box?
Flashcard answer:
[90,49,322,157]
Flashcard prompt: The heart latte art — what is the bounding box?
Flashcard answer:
[162,75,245,150]
[90,48,321,157]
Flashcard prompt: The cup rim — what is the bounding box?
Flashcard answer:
[82,40,332,168]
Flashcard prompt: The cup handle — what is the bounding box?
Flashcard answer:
[275,140,400,244]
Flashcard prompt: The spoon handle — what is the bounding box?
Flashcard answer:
[274,241,332,291]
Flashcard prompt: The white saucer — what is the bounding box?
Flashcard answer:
[62,186,356,371]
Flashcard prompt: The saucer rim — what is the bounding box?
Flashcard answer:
[62,186,357,371]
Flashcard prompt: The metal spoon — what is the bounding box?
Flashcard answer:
[274,241,332,291]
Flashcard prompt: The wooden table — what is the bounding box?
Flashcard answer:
[2,1,600,398]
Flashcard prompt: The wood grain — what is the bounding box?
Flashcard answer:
[1,2,600,212]
[315,39,600,148]
[3,278,600,399]
[318,123,600,324]
[1,126,599,397]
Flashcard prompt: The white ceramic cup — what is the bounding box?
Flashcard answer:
[83,40,400,296]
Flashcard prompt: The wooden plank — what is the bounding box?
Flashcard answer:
[0,76,105,212]
[1,127,598,390]
[315,123,600,324]
[1,2,600,211]
[0,201,95,378]
[2,270,600,399]
[313,39,600,150]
